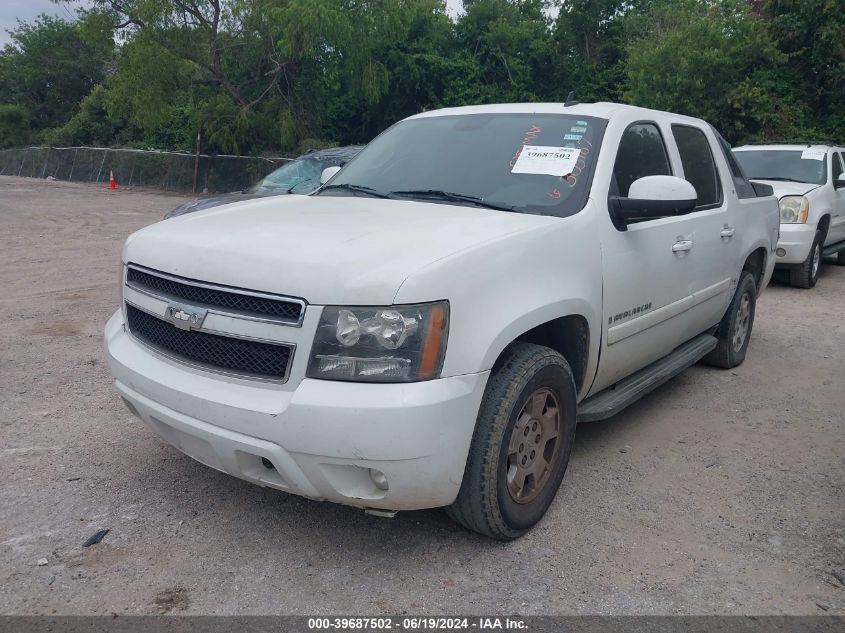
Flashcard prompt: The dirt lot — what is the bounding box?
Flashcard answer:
[0,176,843,615]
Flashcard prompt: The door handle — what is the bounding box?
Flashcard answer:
[672,240,694,253]
[720,225,735,238]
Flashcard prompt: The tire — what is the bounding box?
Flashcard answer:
[837,249,845,266]
[446,342,577,540]
[789,231,823,288]
[702,271,757,369]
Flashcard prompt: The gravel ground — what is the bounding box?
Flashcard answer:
[1,176,843,616]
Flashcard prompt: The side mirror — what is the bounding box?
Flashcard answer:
[834,178,845,190]
[320,166,342,185]
[609,175,697,230]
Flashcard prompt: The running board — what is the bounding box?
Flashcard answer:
[822,240,845,257]
[577,334,718,423]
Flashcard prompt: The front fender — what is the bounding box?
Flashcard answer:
[394,209,604,400]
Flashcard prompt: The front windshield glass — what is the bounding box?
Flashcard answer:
[316,113,607,217]
[248,158,322,194]
[733,150,827,185]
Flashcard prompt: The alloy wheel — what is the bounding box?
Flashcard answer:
[732,293,751,353]
[506,388,562,504]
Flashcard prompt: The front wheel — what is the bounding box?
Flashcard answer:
[446,343,577,540]
[789,231,823,288]
[702,271,757,369]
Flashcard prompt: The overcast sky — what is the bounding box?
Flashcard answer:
[0,1,84,44]
[0,0,465,46]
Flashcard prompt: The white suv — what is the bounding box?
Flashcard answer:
[106,103,778,539]
[733,144,845,288]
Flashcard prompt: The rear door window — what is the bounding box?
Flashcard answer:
[672,125,722,208]
[712,128,757,199]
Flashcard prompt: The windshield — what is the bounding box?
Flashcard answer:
[733,149,828,185]
[248,158,322,194]
[316,113,607,217]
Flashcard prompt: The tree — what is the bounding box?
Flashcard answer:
[0,13,114,132]
[760,0,845,141]
[92,0,298,154]
[0,105,33,148]
[456,0,554,102]
[551,0,632,103]
[42,85,134,147]
[622,0,790,143]
[0,0,836,155]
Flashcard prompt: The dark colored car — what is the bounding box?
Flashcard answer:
[164,146,363,219]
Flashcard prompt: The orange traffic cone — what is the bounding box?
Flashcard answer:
[108,170,117,189]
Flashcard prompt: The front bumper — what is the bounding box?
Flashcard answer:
[775,223,816,265]
[105,310,488,511]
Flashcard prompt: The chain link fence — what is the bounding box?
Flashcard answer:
[0,146,292,193]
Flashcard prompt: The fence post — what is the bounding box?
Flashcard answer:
[95,149,107,183]
[18,148,28,176]
[68,148,78,181]
[192,129,202,193]
[128,153,137,187]
[40,148,50,178]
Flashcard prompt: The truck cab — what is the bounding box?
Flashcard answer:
[105,103,779,539]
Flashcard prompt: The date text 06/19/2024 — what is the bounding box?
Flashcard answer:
[307,617,529,630]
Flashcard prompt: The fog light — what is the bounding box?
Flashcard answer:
[776,248,786,257]
[369,469,389,491]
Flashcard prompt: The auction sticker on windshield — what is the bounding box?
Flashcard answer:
[511,146,580,177]
[801,148,826,161]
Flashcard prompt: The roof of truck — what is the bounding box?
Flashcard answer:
[733,144,841,152]
[408,102,707,125]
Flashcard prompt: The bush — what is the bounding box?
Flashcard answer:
[0,105,32,148]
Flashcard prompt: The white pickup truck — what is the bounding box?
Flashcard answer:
[732,144,845,288]
[105,103,779,539]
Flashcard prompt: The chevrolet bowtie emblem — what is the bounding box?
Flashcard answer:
[164,302,208,331]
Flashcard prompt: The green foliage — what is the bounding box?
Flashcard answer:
[456,0,553,102]
[552,0,633,102]
[41,85,124,147]
[0,104,33,148]
[0,12,113,130]
[762,0,845,142]
[0,0,841,155]
[622,0,790,143]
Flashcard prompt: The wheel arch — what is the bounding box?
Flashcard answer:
[742,247,768,294]
[486,310,595,398]
[514,316,590,395]
[817,213,831,239]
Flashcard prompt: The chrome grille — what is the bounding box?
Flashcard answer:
[126,304,293,381]
[126,265,304,324]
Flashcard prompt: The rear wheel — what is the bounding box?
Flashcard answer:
[702,271,757,369]
[446,343,577,540]
[836,250,845,266]
[789,231,823,288]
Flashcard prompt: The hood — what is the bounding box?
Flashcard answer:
[125,194,558,305]
[750,179,821,199]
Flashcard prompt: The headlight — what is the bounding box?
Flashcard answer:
[779,196,809,224]
[307,302,449,382]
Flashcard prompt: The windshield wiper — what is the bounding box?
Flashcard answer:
[319,183,394,199]
[390,189,517,212]
[754,176,811,183]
